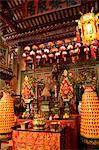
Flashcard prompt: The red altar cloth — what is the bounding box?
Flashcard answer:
[12,129,62,150]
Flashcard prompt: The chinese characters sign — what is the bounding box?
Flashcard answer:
[27,0,81,16]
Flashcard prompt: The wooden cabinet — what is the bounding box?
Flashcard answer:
[46,117,79,150]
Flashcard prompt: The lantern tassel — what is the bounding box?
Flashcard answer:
[90,45,97,59]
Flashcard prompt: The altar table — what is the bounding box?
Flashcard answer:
[12,129,64,150]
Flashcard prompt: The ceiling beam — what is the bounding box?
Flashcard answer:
[0,0,22,33]
[0,12,22,33]
[0,24,9,31]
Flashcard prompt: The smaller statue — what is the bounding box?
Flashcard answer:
[60,70,74,116]
[22,76,31,103]
[60,70,74,101]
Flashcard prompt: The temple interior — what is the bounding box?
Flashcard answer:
[0,0,99,150]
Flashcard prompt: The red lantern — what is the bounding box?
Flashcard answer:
[56,40,63,46]
[48,42,54,47]
[76,30,81,43]
[32,45,38,50]
[67,44,73,50]
[26,56,32,61]
[42,54,47,62]
[36,55,41,65]
[50,47,58,53]
[44,48,49,53]
[84,47,89,60]
[75,43,81,48]
[60,46,66,51]
[65,38,70,44]
[39,44,45,49]
[69,50,75,63]
[36,50,42,55]
[24,46,30,52]
[62,51,67,61]
[90,45,97,59]
[30,50,35,56]
[75,48,80,60]
[22,53,26,57]
[48,53,54,63]
[55,52,60,63]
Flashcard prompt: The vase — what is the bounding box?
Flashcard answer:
[78,101,82,114]
[80,86,99,139]
[65,101,70,115]
[0,92,15,134]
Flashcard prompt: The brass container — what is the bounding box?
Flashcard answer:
[33,118,45,130]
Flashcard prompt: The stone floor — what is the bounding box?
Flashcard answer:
[1,140,99,150]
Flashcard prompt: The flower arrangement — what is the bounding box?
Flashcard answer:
[1,83,13,94]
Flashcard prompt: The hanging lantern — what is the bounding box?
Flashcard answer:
[42,54,47,62]
[69,50,75,63]
[36,50,42,55]
[24,46,30,51]
[75,43,81,60]
[60,46,66,51]
[15,48,18,53]
[26,56,32,61]
[39,44,45,49]
[62,51,67,61]
[90,40,98,59]
[73,37,77,42]
[55,52,60,63]
[36,55,41,59]
[30,50,35,56]
[75,43,81,48]
[92,39,98,46]
[44,48,49,53]
[48,42,54,47]
[56,40,63,46]
[36,55,41,65]
[48,53,54,63]
[77,12,98,45]
[74,48,80,61]
[50,47,58,53]
[32,45,38,50]
[84,45,89,60]
[76,27,81,43]
[22,53,26,57]
[90,44,97,59]
[65,38,70,44]
[67,44,73,50]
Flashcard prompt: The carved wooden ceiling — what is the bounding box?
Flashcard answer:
[0,0,99,46]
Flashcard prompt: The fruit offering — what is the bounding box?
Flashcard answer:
[80,86,99,138]
[53,114,59,119]
[0,92,15,133]
[63,113,69,119]
[22,76,31,103]
[33,114,45,130]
